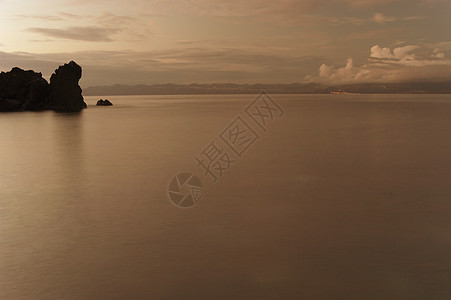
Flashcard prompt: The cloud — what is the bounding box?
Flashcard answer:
[319,58,369,81]
[342,28,401,41]
[432,49,446,58]
[59,12,78,18]
[94,12,137,27]
[18,11,141,42]
[370,45,419,60]
[402,16,424,21]
[340,0,403,6]
[331,12,418,26]
[156,0,327,22]
[419,0,451,5]
[151,0,420,23]
[372,13,396,23]
[27,26,120,42]
[330,16,366,25]
[13,14,63,21]
[310,44,451,83]
[428,41,451,51]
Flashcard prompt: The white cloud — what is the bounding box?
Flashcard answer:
[370,45,394,58]
[311,44,451,83]
[318,58,373,82]
[432,48,446,58]
[370,44,419,60]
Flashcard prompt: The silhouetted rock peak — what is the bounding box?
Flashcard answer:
[0,61,87,112]
[48,61,86,112]
[96,99,113,106]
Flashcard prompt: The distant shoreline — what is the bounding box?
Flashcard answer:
[83,82,451,96]
[83,92,451,97]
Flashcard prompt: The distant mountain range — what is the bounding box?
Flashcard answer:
[83,81,451,96]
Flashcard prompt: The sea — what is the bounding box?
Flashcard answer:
[1,94,451,299]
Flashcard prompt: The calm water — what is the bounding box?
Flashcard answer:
[1,94,451,299]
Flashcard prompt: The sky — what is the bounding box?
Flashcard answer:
[0,0,450,87]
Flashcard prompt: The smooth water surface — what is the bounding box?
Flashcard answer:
[1,94,451,299]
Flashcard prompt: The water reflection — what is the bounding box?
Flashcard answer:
[52,112,86,197]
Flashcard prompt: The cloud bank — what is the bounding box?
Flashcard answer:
[27,26,120,42]
[310,44,451,83]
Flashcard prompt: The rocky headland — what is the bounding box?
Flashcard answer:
[0,61,86,112]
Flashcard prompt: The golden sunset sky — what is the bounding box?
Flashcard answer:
[0,0,450,87]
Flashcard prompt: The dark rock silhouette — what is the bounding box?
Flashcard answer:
[48,61,86,112]
[0,67,50,111]
[0,61,86,112]
[96,99,113,106]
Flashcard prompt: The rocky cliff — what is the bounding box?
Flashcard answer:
[0,61,86,112]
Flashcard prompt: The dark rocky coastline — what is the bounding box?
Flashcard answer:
[0,61,86,112]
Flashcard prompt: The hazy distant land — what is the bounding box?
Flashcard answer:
[84,81,451,96]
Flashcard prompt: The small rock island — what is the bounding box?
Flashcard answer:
[97,99,113,106]
[0,61,86,112]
